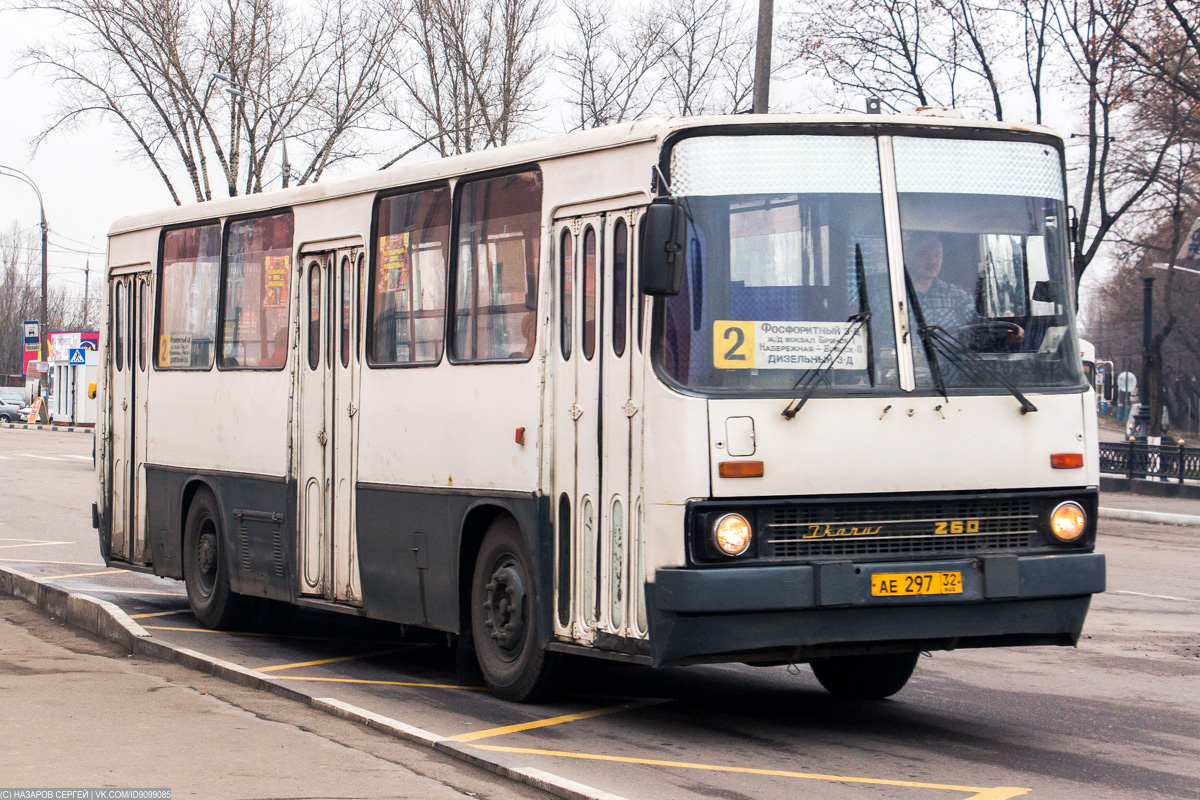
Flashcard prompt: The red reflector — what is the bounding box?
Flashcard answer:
[1051,453,1084,469]
[515,427,526,445]
[719,461,764,478]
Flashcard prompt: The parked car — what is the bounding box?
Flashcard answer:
[1,392,26,422]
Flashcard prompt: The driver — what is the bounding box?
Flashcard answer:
[904,232,1024,345]
[905,233,975,330]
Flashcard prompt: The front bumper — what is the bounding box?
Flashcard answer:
[647,552,1104,666]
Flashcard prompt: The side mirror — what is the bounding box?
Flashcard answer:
[640,201,687,296]
[1032,280,1055,303]
[1068,205,1079,245]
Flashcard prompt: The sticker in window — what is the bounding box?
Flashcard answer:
[713,320,866,370]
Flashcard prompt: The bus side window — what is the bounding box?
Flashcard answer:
[612,217,627,357]
[451,169,543,362]
[560,228,573,360]
[370,186,451,366]
[114,281,125,373]
[582,225,597,360]
[308,264,321,370]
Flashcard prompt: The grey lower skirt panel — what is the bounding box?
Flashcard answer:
[354,484,547,636]
[143,465,296,602]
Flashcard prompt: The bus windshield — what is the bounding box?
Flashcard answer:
[895,136,1083,391]
[657,135,900,395]
[655,133,1083,397]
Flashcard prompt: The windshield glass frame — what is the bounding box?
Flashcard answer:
[650,125,1087,400]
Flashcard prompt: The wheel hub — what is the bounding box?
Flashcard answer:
[483,563,526,653]
[197,528,218,592]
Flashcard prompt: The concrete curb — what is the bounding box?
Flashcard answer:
[0,564,628,800]
[1098,506,1200,526]
[1,422,95,434]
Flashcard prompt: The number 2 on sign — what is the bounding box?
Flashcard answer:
[713,320,755,369]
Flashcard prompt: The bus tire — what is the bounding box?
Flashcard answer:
[183,488,252,630]
[470,517,554,702]
[809,651,920,700]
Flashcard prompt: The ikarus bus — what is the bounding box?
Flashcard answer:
[96,113,1105,702]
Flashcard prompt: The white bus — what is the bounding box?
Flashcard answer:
[96,114,1105,701]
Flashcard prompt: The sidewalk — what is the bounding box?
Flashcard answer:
[1099,490,1200,517]
[0,594,547,800]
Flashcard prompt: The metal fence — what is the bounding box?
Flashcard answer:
[1098,441,1200,482]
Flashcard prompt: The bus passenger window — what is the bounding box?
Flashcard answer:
[157,223,220,369]
[138,281,148,371]
[114,281,124,373]
[583,225,597,360]
[612,218,627,357]
[340,256,351,368]
[221,211,294,369]
[308,265,321,370]
[371,187,450,365]
[451,169,543,362]
[560,228,573,360]
[356,253,365,363]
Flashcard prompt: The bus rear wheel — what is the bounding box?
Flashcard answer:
[183,488,253,630]
[470,517,554,702]
[809,651,920,700]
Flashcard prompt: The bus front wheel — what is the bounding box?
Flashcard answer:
[470,517,555,702]
[809,651,920,700]
[183,488,252,629]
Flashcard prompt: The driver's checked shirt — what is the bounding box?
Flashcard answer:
[911,278,977,331]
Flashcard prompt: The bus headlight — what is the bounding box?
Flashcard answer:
[1049,502,1087,542]
[713,513,753,556]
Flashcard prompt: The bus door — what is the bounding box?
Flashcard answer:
[107,268,153,564]
[297,246,363,603]
[552,213,610,642]
[599,209,644,642]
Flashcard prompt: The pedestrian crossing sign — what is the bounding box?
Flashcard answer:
[69,348,86,365]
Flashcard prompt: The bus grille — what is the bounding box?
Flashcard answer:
[762,498,1039,560]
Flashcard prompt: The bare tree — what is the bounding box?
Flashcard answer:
[20,0,401,203]
[1055,0,1181,285]
[787,0,948,112]
[0,222,93,381]
[659,0,756,115]
[387,0,550,157]
[558,0,666,129]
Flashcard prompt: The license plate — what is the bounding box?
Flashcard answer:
[871,571,963,597]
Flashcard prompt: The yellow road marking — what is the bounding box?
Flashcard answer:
[277,676,486,691]
[143,625,272,637]
[129,610,190,619]
[471,745,1030,799]
[0,559,106,566]
[139,625,411,646]
[51,569,129,580]
[257,649,401,673]
[0,541,71,550]
[450,701,665,743]
[85,589,186,597]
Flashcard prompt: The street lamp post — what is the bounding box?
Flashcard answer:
[0,165,49,396]
[215,73,291,189]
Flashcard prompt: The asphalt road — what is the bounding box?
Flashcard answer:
[2,427,1198,800]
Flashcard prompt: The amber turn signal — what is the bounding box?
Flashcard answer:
[719,460,764,478]
[1050,453,1084,469]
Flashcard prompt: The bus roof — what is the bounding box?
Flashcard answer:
[107,113,1064,238]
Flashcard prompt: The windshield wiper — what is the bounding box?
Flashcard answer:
[904,269,948,401]
[781,245,872,420]
[922,326,1039,414]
